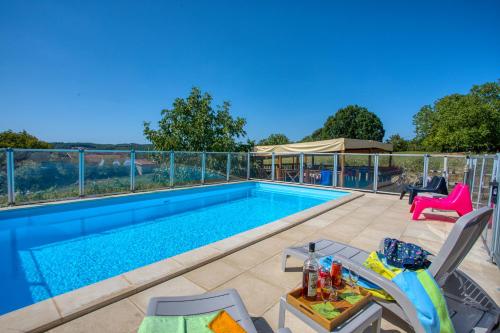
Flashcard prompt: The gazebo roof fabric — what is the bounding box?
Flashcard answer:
[254,138,393,153]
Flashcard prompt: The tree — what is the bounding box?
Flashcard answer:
[385,134,409,152]
[413,80,500,152]
[258,133,291,146]
[301,128,323,142]
[0,130,51,149]
[301,105,385,142]
[144,87,248,152]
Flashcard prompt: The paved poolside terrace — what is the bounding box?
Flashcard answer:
[4,190,499,333]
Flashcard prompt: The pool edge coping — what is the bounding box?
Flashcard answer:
[0,182,363,333]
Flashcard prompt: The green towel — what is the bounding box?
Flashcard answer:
[339,292,363,305]
[311,302,341,320]
[138,312,220,333]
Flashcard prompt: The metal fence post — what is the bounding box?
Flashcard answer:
[226,153,231,182]
[6,148,15,205]
[476,156,486,208]
[169,151,175,187]
[491,153,500,264]
[78,149,85,197]
[299,152,304,184]
[332,153,338,187]
[423,154,429,187]
[443,156,448,183]
[271,152,275,181]
[201,152,206,184]
[247,152,251,179]
[130,150,136,192]
[373,154,379,193]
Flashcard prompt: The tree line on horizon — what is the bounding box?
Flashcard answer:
[258,80,500,153]
[1,80,499,153]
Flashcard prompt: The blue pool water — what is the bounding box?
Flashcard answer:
[0,182,347,314]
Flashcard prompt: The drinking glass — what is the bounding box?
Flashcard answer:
[320,276,333,303]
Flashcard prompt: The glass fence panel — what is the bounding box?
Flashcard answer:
[428,156,445,179]
[377,154,424,193]
[174,152,202,186]
[134,152,170,191]
[274,154,300,183]
[0,151,7,207]
[230,153,247,181]
[339,154,374,190]
[250,154,272,180]
[303,154,333,186]
[446,156,467,191]
[205,153,227,184]
[84,152,130,196]
[14,150,79,203]
[470,157,495,208]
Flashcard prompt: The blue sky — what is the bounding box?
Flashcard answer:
[1,1,499,144]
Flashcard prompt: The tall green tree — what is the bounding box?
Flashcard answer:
[144,87,248,151]
[385,134,409,152]
[301,105,385,142]
[258,133,291,146]
[413,80,500,152]
[0,130,51,148]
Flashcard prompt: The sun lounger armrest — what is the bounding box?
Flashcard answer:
[276,328,292,333]
[335,255,426,333]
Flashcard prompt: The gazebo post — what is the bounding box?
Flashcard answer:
[278,155,282,181]
[340,150,345,187]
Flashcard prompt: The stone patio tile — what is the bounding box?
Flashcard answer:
[185,259,244,290]
[247,236,296,257]
[274,224,317,242]
[47,299,143,333]
[349,234,382,252]
[122,258,185,286]
[211,233,251,252]
[369,218,409,234]
[300,215,340,229]
[347,207,383,219]
[380,209,413,221]
[250,254,302,290]
[320,222,367,243]
[215,272,285,317]
[171,244,223,267]
[0,298,62,333]
[221,245,271,270]
[332,215,373,228]
[128,276,206,313]
[260,301,316,333]
[402,222,450,243]
[53,275,133,318]
[360,226,404,239]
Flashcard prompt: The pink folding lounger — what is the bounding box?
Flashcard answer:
[410,183,473,220]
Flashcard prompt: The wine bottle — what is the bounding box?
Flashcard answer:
[302,242,319,301]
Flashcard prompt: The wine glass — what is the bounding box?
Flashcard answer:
[348,265,359,291]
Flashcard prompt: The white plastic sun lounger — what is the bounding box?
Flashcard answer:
[147,288,292,333]
[281,207,499,333]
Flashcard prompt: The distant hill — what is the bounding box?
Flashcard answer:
[50,142,153,150]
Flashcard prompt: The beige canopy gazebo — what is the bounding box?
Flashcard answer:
[254,138,392,154]
[254,138,393,186]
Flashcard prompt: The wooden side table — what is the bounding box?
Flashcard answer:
[278,295,382,333]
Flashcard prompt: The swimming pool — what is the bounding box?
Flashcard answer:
[0,182,347,315]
